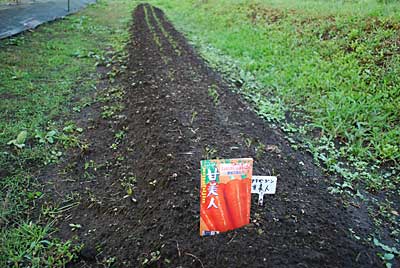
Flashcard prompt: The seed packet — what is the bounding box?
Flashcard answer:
[200,158,253,236]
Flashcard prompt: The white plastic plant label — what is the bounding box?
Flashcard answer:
[251,176,277,205]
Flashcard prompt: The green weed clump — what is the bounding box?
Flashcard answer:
[0,0,135,266]
[0,223,81,267]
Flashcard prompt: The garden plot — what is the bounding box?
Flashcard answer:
[38,4,383,267]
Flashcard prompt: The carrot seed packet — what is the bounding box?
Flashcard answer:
[200,158,253,236]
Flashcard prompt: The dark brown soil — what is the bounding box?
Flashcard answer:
[40,4,383,267]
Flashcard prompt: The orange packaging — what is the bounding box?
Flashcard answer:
[200,158,253,236]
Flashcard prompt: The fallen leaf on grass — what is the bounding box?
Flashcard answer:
[7,130,28,149]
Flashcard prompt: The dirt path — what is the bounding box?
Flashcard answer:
[42,4,381,267]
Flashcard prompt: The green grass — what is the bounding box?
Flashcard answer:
[1,222,80,267]
[243,0,400,17]
[0,0,135,266]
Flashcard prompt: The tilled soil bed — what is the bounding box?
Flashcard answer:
[42,4,381,267]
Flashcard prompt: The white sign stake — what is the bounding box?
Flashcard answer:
[251,176,277,205]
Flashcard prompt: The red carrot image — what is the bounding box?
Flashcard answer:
[201,183,233,232]
[224,178,251,228]
[200,210,217,230]
[241,178,251,225]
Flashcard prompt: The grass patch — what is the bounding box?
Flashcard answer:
[0,0,135,266]
[208,84,220,105]
[1,222,81,267]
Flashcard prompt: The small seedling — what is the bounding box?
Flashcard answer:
[44,150,62,164]
[208,85,220,105]
[84,160,97,171]
[121,176,136,197]
[101,104,124,119]
[27,191,43,200]
[73,97,94,112]
[35,129,58,144]
[142,250,161,265]
[244,137,252,148]
[69,223,82,231]
[255,142,266,159]
[373,237,399,268]
[190,111,198,125]
[103,256,117,267]
[203,146,217,159]
[63,122,83,134]
[115,130,125,140]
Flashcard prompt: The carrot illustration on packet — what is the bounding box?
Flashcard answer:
[241,177,251,222]
[224,177,251,228]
